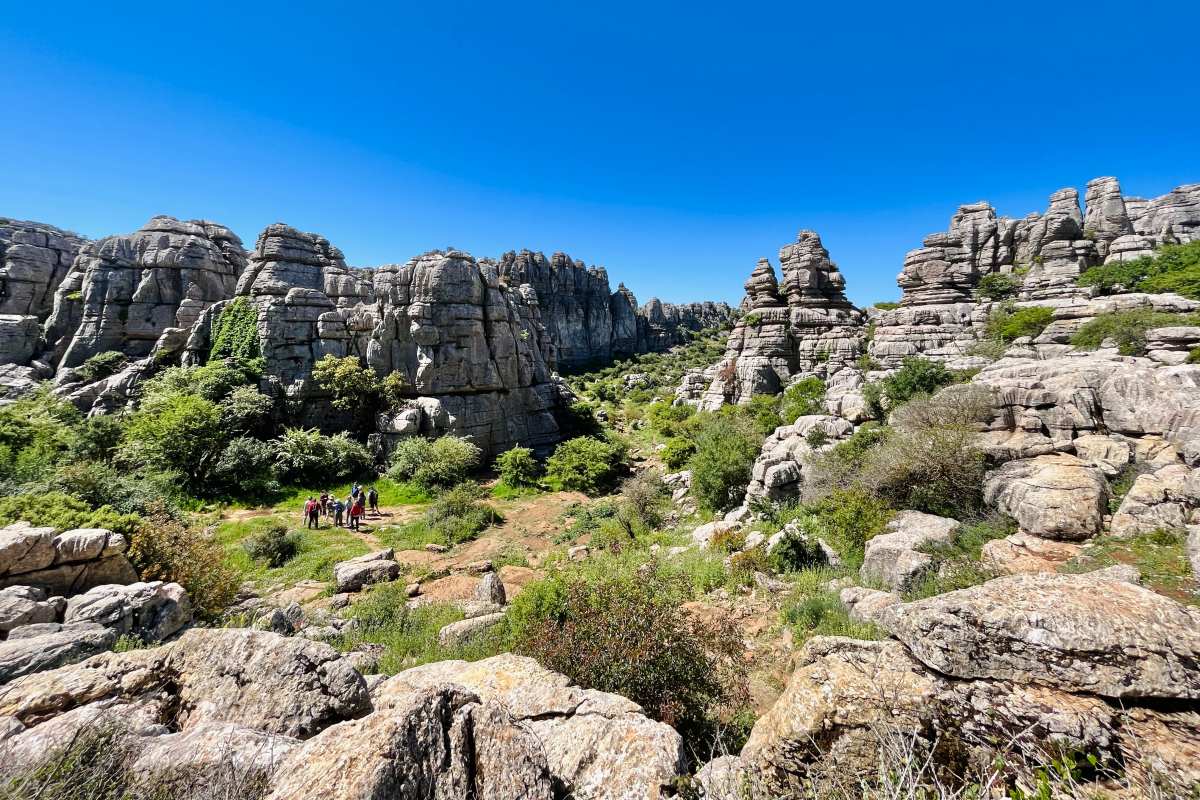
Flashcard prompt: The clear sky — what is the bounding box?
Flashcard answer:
[2,1,1198,307]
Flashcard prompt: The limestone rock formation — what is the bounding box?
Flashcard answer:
[374,654,686,800]
[0,219,87,330]
[701,232,865,408]
[0,523,137,595]
[982,454,1109,541]
[859,511,959,592]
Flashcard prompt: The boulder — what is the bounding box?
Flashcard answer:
[473,572,506,606]
[691,520,736,549]
[838,586,900,624]
[266,684,554,800]
[0,586,65,634]
[0,522,138,595]
[1110,464,1200,538]
[374,654,685,800]
[332,550,400,593]
[0,628,370,738]
[983,454,1108,541]
[63,581,192,642]
[859,511,958,591]
[879,572,1200,699]
[131,721,300,791]
[979,533,1082,575]
[0,623,116,683]
[437,613,505,648]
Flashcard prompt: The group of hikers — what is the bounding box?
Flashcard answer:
[302,484,380,531]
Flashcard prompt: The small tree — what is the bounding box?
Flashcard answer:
[312,354,382,413]
[781,377,826,423]
[688,415,761,513]
[545,436,628,494]
[495,446,541,487]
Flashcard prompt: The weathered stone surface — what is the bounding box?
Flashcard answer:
[0,586,64,634]
[0,523,137,595]
[0,622,117,683]
[266,684,554,800]
[879,572,1200,699]
[332,550,400,593]
[375,654,685,800]
[859,511,958,592]
[739,637,941,794]
[0,219,87,322]
[63,581,191,642]
[131,721,300,790]
[437,613,506,648]
[983,454,1108,541]
[1110,463,1200,538]
[0,628,370,737]
[838,586,899,624]
[745,415,854,501]
[979,533,1081,575]
[474,572,506,606]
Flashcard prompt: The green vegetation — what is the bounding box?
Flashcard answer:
[208,296,262,365]
[241,523,299,567]
[779,376,826,423]
[688,414,761,512]
[781,567,883,644]
[974,271,1023,301]
[544,435,629,493]
[215,515,369,588]
[1077,240,1200,298]
[983,304,1054,343]
[74,350,127,383]
[386,435,481,489]
[421,482,500,545]
[1063,528,1198,604]
[904,514,1015,599]
[494,446,541,487]
[1070,308,1200,355]
[311,353,382,413]
[861,356,964,418]
[872,301,900,310]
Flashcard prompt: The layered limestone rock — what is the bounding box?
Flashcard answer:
[0,219,87,321]
[45,216,246,370]
[701,232,865,408]
[496,248,733,369]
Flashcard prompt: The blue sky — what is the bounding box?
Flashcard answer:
[2,1,1197,307]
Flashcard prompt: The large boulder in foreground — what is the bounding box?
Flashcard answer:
[983,454,1108,541]
[0,628,370,737]
[266,684,554,800]
[878,572,1200,699]
[374,653,685,800]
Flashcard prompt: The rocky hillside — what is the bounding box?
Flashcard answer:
[0,216,731,456]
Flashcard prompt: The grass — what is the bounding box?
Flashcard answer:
[378,520,445,551]
[1062,528,1198,605]
[781,566,883,644]
[337,583,507,673]
[489,482,543,500]
[215,515,370,586]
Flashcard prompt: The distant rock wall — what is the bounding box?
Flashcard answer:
[496,248,734,370]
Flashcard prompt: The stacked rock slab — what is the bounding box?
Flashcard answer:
[701,231,864,408]
[496,248,734,369]
[0,220,87,368]
[870,179,1200,368]
[45,216,246,370]
[182,226,569,457]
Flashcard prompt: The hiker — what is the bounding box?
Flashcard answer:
[351,483,361,502]
[319,491,330,516]
[303,497,320,529]
[348,494,365,530]
[367,486,379,515]
[333,498,345,527]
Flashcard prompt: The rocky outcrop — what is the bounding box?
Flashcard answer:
[45,216,245,370]
[375,654,686,800]
[859,511,958,592]
[0,219,87,348]
[701,232,864,408]
[0,523,137,596]
[332,549,400,593]
[982,454,1109,541]
[496,248,733,369]
[745,415,854,501]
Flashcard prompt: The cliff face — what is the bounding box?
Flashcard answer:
[496,249,734,370]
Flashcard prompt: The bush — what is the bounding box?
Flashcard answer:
[645,401,694,437]
[424,482,500,545]
[211,436,279,498]
[974,272,1022,301]
[860,424,985,518]
[74,350,127,383]
[219,386,275,435]
[780,377,826,423]
[37,462,179,518]
[68,416,124,463]
[0,492,140,539]
[1077,240,1200,298]
[782,568,883,644]
[769,529,829,573]
[688,414,761,513]
[312,354,381,413]
[385,437,431,483]
[127,502,240,618]
[495,446,541,487]
[508,559,748,741]
[863,357,959,418]
[983,304,1054,343]
[0,391,82,483]
[242,523,298,567]
[805,422,891,496]
[274,428,373,486]
[787,488,892,569]
[143,359,259,403]
[545,435,628,494]
[872,301,900,310]
[617,470,669,532]
[387,436,481,489]
[1070,308,1200,356]
[120,393,225,492]
[661,437,697,470]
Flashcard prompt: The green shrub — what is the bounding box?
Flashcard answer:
[872,301,900,310]
[781,567,883,644]
[219,385,275,435]
[143,359,259,403]
[787,488,892,569]
[0,391,82,483]
[1070,308,1200,356]
[385,437,432,483]
[709,526,748,554]
[984,305,1055,343]
[121,393,224,492]
[68,416,124,463]
[804,427,829,448]
[780,377,826,423]
[424,482,500,545]
[974,272,1022,301]
[507,559,748,741]
[688,415,761,513]
[860,421,986,518]
[769,529,829,573]
[0,492,140,539]
[741,394,784,435]
[211,436,279,498]
[805,422,891,495]
[274,428,372,486]
[242,523,298,567]
[645,401,694,436]
[617,470,669,532]
[1189,346,1200,364]
[545,435,628,494]
[413,436,481,489]
[1077,240,1200,298]
[495,446,541,487]
[74,350,126,383]
[312,354,381,413]
[127,502,240,618]
[661,436,697,470]
[863,357,959,418]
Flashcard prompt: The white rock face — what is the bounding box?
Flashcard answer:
[1110,463,1200,538]
[983,454,1109,541]
[332,549,400,593]
[0,523,138,596]
[859,511,959,592]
